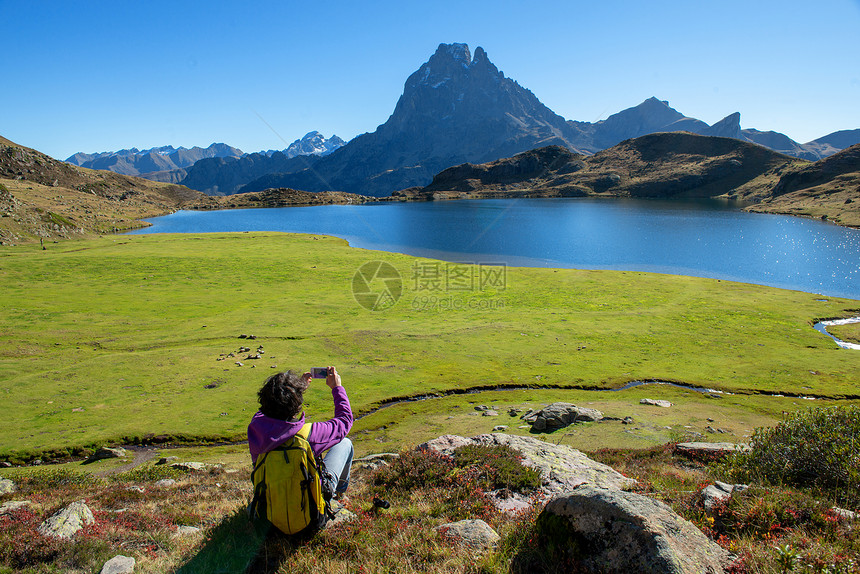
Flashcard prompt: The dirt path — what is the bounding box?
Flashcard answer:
[94,446,160,477]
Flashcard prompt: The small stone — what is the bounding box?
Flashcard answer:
[1,500,37,515]
[622,416,634,425]
[492,425,508,432]
[640,398,672,407]
[437,518,500,550]
[99,554,135,574]
[0,461,12,468]
[0,477,16,495]
[154,478,176,488]
[86,446,127,463]
[482,410,499,417]
[235,361,244,367]
[125,486,145,493]
[675,442,748,460]
[831,506,858,521]
[174,525,202,537]
[170,461,207,471]
[156,456,178,465]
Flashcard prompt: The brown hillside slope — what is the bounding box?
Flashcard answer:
[406,132,804,202]
[0,136,206,245]
[747,143,860,227]
[190,186,372,210]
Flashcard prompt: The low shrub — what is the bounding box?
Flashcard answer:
[707,486,836,539]
[372,449,455,491]
[13,467,101,491]
[112,463,181,483]
[720,405,860,506]
[452,444,542,493]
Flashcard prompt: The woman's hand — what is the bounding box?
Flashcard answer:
[326,366,342,389]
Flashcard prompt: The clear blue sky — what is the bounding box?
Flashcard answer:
[2,0,858,160]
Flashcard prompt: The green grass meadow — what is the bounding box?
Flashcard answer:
[1,232,859,461]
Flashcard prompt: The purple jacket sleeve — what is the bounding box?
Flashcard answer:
[307,385,353,456]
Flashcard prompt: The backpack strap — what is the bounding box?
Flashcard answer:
[296,422,313,441]
[248,450,269,522]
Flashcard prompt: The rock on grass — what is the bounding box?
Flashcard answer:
[37,500,94,539]
[540,486,733,574]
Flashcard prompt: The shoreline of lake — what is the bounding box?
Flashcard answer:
[130,197,860,300]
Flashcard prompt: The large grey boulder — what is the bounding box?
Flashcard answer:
[100,555,135,574]
[522,402,604,431]
[541,486,732,573]
[37,500,94,539]
[87,446,127,463]
[420,433,635,493]
[437,518,500,550]
[0,477,16,495]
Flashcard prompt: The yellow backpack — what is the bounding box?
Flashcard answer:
[249,423,333,536]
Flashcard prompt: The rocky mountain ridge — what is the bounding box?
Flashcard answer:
[66,142,243,176]
[174,43,857,198]
[65,132,345,186]
[260,131,345,159]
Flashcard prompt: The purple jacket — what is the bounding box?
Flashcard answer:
[248,385,353,464]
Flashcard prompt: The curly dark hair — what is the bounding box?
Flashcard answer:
[257,371,309,420]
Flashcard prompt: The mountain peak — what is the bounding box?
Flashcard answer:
[435,42,471,66]
[410,43,504,90]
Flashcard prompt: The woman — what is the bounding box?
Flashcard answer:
[247,365,354,500]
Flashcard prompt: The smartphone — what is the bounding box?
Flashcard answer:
[311,367,329,379]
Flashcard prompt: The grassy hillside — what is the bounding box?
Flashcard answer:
[1,232,858,462]
[0,137,205,245]
[748,143,860,227]
[401,133,860,227]
[407,133,803,202]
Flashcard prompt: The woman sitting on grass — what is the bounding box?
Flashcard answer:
[247,366,354,503]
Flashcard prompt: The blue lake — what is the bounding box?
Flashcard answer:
[129,198,860,300]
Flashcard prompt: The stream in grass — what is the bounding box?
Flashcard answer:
[814,317,860,350]
[355,378,849,421]
[131,198,860,299]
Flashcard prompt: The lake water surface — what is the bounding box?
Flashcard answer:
[130,198,860,299]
